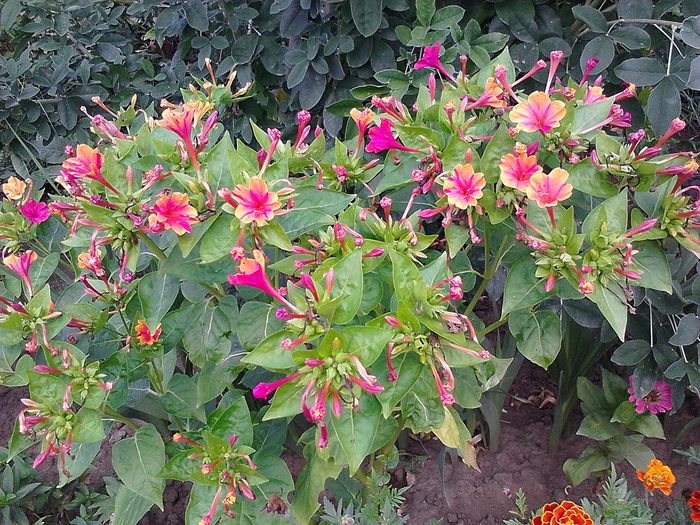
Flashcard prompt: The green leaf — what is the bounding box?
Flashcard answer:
[572,5,608,33]
[242,330,297,369]
[259,221,293,251]
[376,353,424,417]
[416,0,435,26]
[563,446,610,485]
[571,98,614,138]
[182,301,233,367]
[236,301,285,350]
[112,483,154,525]
[161,374,206,421]
[509,309,562,369]
[668,314,700,346]
[315,250,363,324]
[388,248,424,305]
[582,189,628,236]
[567,159,617,198]
[579,35,614,75]
[340,325,393,366]
[432,406,478,468]
[200,214,235,263]
[58,440,101,488]
[609,26,651,50]
[431,5,464,30]
[112,424,166,510]
[480,125,513,182]
[0,0,22,30]
[633,241,672,293]
[611,340,651,366]
[401,369,445,431]
[647,76,681,135]
[263,381,305,420]
[589,284,628,340]
[291,447,342,524]
[184,0,209,31]
[351,0,383,37]
[325,396,397,474]
[139,273,180,326]
[208,397,254,446]
[72,408,106,444]
[615,58,666,86]
[628,412,665,439]
[502,259,550,314]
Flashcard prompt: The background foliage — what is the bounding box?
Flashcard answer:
[1,0,699,184]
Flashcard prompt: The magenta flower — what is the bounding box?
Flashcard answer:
[414,42,454,82]
[19,199,50,224]
[628,377,673,414]
[366,119,420,154]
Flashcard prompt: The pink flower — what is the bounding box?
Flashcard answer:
[499,143,543,192]
[414,42,453,81]
[442,163,486,209]
[3,250,37,295]
[628,378,672,414]
[157,106,200,171]
[526,168,572,208]
[147,192,198,235]
[228,250,300,312]
[220,177,282,226]
[509,91,567,133]
[19,199,50,224]
[252,372,302,400]
[366,119,420,154]
[60,144,118,194]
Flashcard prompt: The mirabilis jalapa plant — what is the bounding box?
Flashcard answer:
[0,43,697,524]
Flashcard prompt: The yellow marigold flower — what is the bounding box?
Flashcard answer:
[636,459,676,495]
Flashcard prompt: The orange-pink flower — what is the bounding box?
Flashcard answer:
[442,164,486,209]
[3,250,37,295]
[228,250,300,312]
[148,192,198,235]
[509,91,567,133]
[157,106,200,171]
[134,320,162,346]
[223,177,283,227]
[499,143,543,192]
[60,144,118,194]
[526,168,573,208]
[461,78,506,111]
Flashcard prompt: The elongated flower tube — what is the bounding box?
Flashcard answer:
[414,42,455,83]
[460,78,506,111]
[252,372,302,400]
[228,250,301,313]
[366,119,420,154]
[157,106,201,172]
[654,118,686,148]
[60,144,118,194]
[3,250,37,296]
[545,50,564,94]
[350,108,374,151]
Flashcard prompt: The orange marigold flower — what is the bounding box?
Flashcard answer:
[442,163,486,209]
[689,491,700,522]
[499,143,543,192]
[2,176,27,200]
[533,501,593,525]
[134,320,162,346]
[148,192,198,235]
[636,459,676,495]
[526,168,573,208]
[510,91,567,133]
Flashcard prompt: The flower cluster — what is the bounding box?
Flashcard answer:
[171,432,258,522]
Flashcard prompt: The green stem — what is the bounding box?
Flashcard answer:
[202,283,225,299]
[103,406,140,430]
[477,315,509,338]
[136,232,167,261]
[465,236,509,316]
